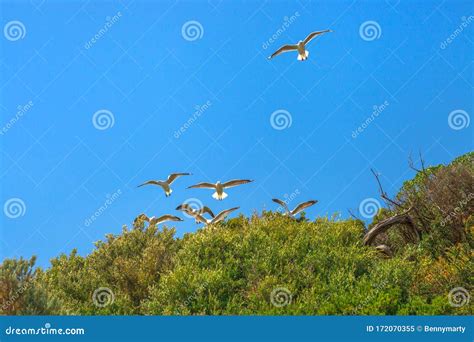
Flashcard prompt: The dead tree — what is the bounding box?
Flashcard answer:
[363,207,417,245]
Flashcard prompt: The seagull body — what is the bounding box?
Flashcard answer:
[176,203,215,224]
[193,207,239,226]
[137,173,190,197]
[272,198,318,217]
[187,179,253,200]
[268,29,332,61]
[136,213,183,226]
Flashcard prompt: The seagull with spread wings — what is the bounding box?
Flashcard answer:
[187,179,253,200]
[176,203,215,224]
[272,198,318,217]
[137,173,191,197]
[268,29,332,61]
[193,207,240,226]
[135,213,183,226]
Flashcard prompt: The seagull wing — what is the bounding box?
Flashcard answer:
[201,206,215,217]
[187,182,217,189]
[134,213,150,223]
[291,200,318,216]
[272,198,291,214]
[167,172,191,184]
[154,214,183,224]
[211,207,239,224]
[222,179,253,189]
[268,44,298,59]
[137,180,161,188]
[176,203,191,211]
[303,30,331,45]
[193,214,209,225]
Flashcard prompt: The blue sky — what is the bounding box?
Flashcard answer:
[1,0,472,267]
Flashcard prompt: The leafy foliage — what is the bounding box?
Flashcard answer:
[1,152,472,315]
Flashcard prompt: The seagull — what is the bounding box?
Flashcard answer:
[268,29,332,61]
[137,173,191,197]
[176,203,215,224]
[193,207,240,226]
[272,198,318,217]
[187,179,253,200]
[135,213,183,226]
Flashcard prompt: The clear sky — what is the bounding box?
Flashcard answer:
[1,0,472,267]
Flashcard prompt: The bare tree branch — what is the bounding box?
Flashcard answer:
[363,207,416,245]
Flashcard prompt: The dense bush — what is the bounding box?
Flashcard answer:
[1,153,472,315]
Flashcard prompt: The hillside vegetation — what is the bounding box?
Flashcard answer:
[1,152,473,315]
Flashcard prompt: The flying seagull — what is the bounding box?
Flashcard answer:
[272,198,318,217]
[137,173,191,197]
[187,179,253,200]
[193,207,240,226]
[176,203,215,224]
[268,29,332,61]
[135,213,183,226]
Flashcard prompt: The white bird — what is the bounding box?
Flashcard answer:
[272,198,318,217]
[193,207,240,226]
[176,203,215,224]
[135,213,183,226]
[137,173,191,197]
[268,29,332,61]
[187,179,253,200]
